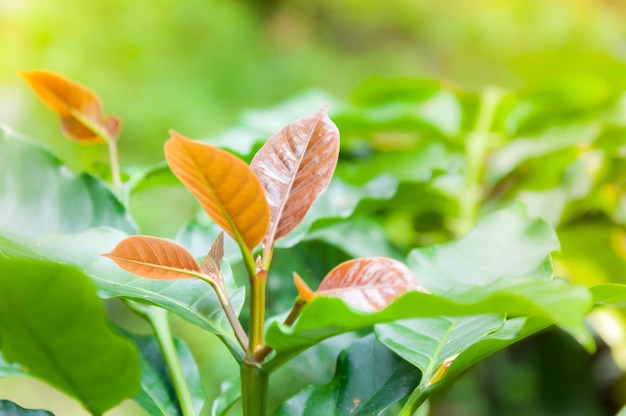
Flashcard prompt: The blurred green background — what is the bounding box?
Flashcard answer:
[1,0,626,415]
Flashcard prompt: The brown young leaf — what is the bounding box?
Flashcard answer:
[201,232,225,276]
[250,106,339,247]
[165,131,270,250]
[293,272,316,302]
[21,70,115,143]
[316,257,422,312]
[102,235,203,280]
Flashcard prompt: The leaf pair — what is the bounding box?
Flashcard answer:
[21,70,121,142]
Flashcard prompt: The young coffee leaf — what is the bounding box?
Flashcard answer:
[165,131,270,250]
[316,257,421,312]
[20,70,118,142]
[103,235,203,280]
[250,106,339,247]
[202,232,225,275]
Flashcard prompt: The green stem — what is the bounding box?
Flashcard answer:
[146,307,196,416]
[254,298,307,363]
[249,270,267,356]
[457,87,502,236]
[240,362,269,416]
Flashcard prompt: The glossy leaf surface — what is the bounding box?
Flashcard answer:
[0,258,140,415]
[273,334,421,416]
[315,257,421,311]
[0,230,246,360]
[21,70,117,142]
[250,106,340,245]
[0,401,54,416]
[0,127,135,236]
[103,235,203,280]
[165,131,270,250]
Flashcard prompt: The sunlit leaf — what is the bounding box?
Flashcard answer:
[21,70,118,142]
[274,334,421,416]
[0,401,54,416]
[103,235,203,280]
[0,127,135,236]
[250,106,340,247]
[0,258,140,415]
[315,257,421,312]
[165,131,270,250]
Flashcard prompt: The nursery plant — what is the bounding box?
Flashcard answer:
[0,70,624,416]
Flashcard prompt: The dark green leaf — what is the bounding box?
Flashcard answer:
[0,258,140,415]
[0,400,54,416]
[0,127,135,236]
[273,334,421,416]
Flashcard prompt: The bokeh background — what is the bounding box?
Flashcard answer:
[1,0,626,415]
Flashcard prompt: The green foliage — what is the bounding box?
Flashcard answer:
[0,69,624,416]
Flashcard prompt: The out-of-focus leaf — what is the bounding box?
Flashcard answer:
[0,401,54,416]
[0,352,26,377]
[486,123,600,186]
[410,205,560,294]
[211,379,241,416]
[0,229,246,360]
[103,236,203,280]
[165,131,270,250]
[0,258,140,415]
[21,69,118,142]
[273,334,421,416]
[250,106,340,247]
[266,276,592,357]
[591,284,626,305]
[0,127,135,236]
[313,257,421,312]
[124,328,205,416]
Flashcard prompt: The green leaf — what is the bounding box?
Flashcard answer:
[0,257,140,415]
[266,277,592,358]
[124,330,205,416]
[211,379,241,416]
[273,334,421,416]
[0,401,54,416]
[375,315,505,385]
[591,284,626,305]
[0,352,26,377]
[0,229,246,361]
[0,126,135,236]
[411,205,560,293]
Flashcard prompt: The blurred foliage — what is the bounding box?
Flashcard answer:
[2,0,626,415]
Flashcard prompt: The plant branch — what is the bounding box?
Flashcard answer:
[143,305,196,416]
[457,87,502,235]
[248,269,267,357]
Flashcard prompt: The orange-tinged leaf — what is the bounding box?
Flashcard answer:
[102,235,203,280]
[316,257,422,312]
[164,131,270,250]
[250,106,339,246]
[293,272,316,302]
[21,69,112,143]
[201,232,225,276]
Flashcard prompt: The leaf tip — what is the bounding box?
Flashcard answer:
[293,272,316,302]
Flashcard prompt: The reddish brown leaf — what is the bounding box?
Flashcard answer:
[201,232,225,276]
[102,235,203,280]
[21,70,116,143]
[165,131,270,250]
[316,257,421,312]
[250,106,339,248]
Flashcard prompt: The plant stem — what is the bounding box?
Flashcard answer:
[457,87,502,236]
[254,298,307,363]
[249,270,267,355]
[146,307,196,416]
[107,139,123,199]
[240,362,269,416]
[213,283,249,350]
